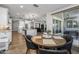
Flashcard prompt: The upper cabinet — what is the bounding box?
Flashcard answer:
[0,7,8,26]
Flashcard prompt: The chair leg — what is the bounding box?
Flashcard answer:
[68,49,72,54]
[26,48,29,54]
[36,49,39,54]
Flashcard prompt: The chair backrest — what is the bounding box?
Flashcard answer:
[63,35,73,42]
[24,35,32,42]
[38,48,67,54]
[65,39,73,50]
[24,35,32,46]
[61,35,73,49]
[24,35,38,49]
[26,35,32,40]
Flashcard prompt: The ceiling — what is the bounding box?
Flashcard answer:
[0,4,72,19]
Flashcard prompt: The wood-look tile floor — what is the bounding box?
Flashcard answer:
[4,31,79,54]
[5,32,27,54]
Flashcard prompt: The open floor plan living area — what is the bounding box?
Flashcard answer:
[0,4,79,54]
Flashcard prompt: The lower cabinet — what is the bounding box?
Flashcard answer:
[0,31,12,51]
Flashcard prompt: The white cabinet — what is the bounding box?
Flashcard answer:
[0,7,10,51]
[0,32,9,42]
[27,29,37,36]
[0,7,8,25]
[0,31,10,50]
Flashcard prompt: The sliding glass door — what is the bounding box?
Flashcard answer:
[52,13,64,35]
[53,19,61,34]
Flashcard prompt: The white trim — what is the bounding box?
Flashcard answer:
[53,16,64,21]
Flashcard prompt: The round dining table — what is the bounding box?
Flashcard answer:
[32,36,66,48]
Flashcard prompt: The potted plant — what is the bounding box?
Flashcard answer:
[47,30,51,35]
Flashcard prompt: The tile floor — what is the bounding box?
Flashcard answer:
[4,32,79,54]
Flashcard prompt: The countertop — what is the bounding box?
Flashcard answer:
[0,29,11,32]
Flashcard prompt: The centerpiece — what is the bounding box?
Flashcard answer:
[42,30,52,39]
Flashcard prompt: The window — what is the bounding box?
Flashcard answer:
[67,20,78,28]
[52,12,64,35]
[53,19,62,34]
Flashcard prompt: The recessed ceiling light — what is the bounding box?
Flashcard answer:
[20,5,24,8]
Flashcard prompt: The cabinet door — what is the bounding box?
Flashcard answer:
[0,32,9,42]
[0,7,8,25]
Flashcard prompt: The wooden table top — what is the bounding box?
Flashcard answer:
[32,36,66,48]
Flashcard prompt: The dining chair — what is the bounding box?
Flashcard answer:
[38,48,67,54]
[0,50,5,54]
[58,35,73,54]
[24,35,38,54]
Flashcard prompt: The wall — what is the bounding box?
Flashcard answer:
[46,13,53,34]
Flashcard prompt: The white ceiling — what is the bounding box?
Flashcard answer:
[0,4,72,19]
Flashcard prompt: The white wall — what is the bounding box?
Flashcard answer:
[46,13,53,34]
[0,7,8,25]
